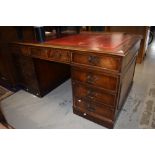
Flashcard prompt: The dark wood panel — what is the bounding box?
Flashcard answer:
[0,49,18,89]
[0,27,19,89]
[33,59,70,96]
[121,39,140,71]
[117,57,137,111]
[0,49,9,81]
[12,54,40,95]
[12,54,71,97]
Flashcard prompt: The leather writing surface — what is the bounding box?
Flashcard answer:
[44,33,133,53]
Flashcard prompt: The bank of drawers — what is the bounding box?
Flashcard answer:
[71,52,122,123]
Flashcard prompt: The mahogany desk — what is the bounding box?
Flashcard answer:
[10,32,141,128]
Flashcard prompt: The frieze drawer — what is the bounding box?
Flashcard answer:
[73,82,116,107]
[48,49,70,63]
[30,47,50,58]
[72,68,119,92]
[72,52,121,72]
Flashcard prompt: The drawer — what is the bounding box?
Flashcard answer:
[48,49,70,63]
[72,52,121,72]
[21,46,31,56]
[30,47,70,63]
[30,47,50,58]
[74,98,115,120]
[73,82,116,107]
[72,68,118,92]
[10,45,30,56]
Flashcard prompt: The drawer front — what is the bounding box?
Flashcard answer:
[72,68,118,92]
[74,98,114,120]
[30,47,50,58]
[73,82,116,107]
[30,47,70,63]
[48,49,70,63]
[21,46,31,56]
[72,53,121,72]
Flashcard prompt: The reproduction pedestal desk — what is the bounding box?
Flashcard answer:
[10,32,141,128]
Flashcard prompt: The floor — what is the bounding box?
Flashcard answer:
[1,39,155,129]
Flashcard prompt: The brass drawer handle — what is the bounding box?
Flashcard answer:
[86,103,96,112]
[86,74,97,83]
[88,55,99,65]
[86,90,95,99]
[87,90,94,96]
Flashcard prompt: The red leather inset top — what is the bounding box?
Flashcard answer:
[44,33,133,52]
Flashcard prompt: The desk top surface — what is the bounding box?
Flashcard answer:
[13,32,141,56]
